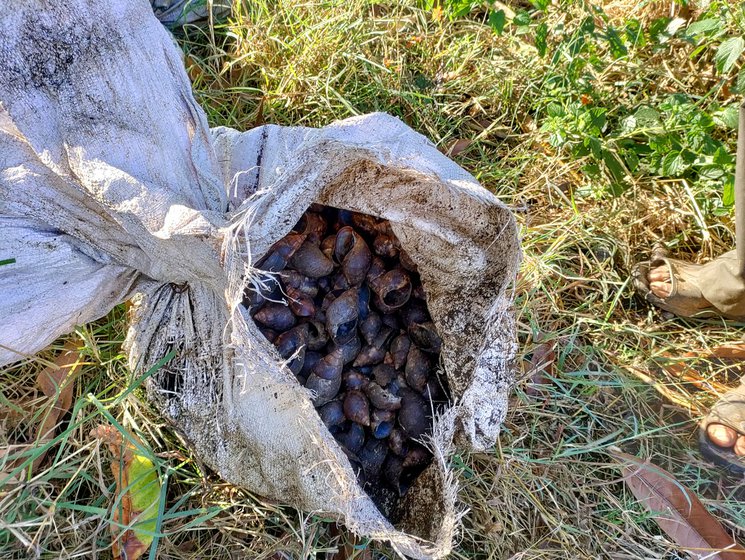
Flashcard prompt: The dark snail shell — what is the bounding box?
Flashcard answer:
[341,232,372,286]
[372,233,398,258]
[405,346,431,392]
[344,369,370,391]
[318,400,345,428]
[312,347,344,381]
[290,241,334,278]
[370,269,412,312]
[343,390,371,427]
[352,344,386,368]
[389,334,411,371]
[253,303,296,331]
[336,422,365,454]
[364,382,402,411]
[359,312,381,346]
[398,390,431,440]
[409,321,442,354]
[372,363,397,387]
[329,335,362,366]
[325,288,359,344]
[305,371,341,407]
[359,438,387,479]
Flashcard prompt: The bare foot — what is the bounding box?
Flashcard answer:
[706,423,745,457]
[647,265,672,298]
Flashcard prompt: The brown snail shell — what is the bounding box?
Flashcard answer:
[364,382,402,411]
[287,287,315,318]
[389,334,411,370]
[312,347,344,381]
[372,233,398,258]
[409,322,441,353]
[303,320,329,351]
[290,241,334,278]
[325,288,359,344]
[305,371,341,407]
[388,428,407,457]
[253,303,296,331]
[282,270,319,297]
[344,370,369,391]
[352,345,386,368]
[370,269,412,312]
[294,212,326,243]
[405,346,431,392]
[329,335,362,366]
[333,226,356,262]
[366,256,386,284]
[259,232,307,272]
[402,443,430,469]
[372,363,397,387]
[350,212,380,235]
[343,390,371,427]
[257,326,278,344]
[320,234,336,261]
[341,232,372,286]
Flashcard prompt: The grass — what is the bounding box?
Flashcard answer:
[2,0,745,558]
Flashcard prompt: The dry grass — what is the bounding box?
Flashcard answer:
[2,0,745,558]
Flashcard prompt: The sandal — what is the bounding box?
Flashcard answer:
[699,380,745,475]
[632,247,745,321]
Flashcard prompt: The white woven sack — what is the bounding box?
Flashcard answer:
[0,1,520,558]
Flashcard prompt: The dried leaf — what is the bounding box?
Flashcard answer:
[33,341,83,468]
[442,138,472,157]
[92,425,161,560]
[610,449,745,559]
[525,340,555,396]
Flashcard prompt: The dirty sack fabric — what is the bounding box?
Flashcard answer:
[0,1,520,558]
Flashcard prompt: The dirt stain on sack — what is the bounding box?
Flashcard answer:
[1,6,122,95]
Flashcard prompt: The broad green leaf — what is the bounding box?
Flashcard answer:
[602,149,626,183]
[633,106,661,127]
[716,36,744,74]
[535,22,548,57]
[488,9,506,35]
[513,10,531,27]
[686,18,721,37]
[723,174,735,206]
[713,105,739,129]
[529,0,549,11]
[661,151,687,176]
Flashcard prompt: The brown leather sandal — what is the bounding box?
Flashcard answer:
[633,247,745,321]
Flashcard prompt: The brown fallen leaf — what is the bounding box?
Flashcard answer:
[33,340,83,469]
[441,138,472,157]
[525,339,556,397]
[92,425,161,560]
[610,449,745,559]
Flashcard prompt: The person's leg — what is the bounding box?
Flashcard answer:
[633,103,745,472]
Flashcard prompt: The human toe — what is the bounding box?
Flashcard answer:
[648,266,671,283]
[649,281,672,298]
[706,423,738,447]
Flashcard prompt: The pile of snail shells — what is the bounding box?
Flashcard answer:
[245,205,449,518]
